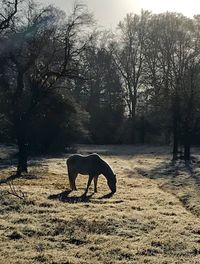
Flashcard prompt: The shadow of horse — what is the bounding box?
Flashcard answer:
[99,192,114,199]
[48,190,115,203]
[48,190,94,203]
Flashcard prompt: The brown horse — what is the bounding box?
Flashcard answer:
[66,153,116,194]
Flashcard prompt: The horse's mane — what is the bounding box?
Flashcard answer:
[100,158,115,178]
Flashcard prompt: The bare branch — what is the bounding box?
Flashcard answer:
[0,0,18,31]
[7,180,27,200]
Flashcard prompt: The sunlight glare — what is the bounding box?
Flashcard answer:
[139,0,200,17]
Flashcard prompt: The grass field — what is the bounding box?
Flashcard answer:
[0,145,200,264]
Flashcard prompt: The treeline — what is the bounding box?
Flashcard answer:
[1,0,200,174]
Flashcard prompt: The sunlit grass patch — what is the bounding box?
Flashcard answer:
[0,146,200,263]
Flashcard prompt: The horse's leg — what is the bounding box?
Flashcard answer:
[71,173,77,190]
[68,168,77,191]
[67,169,73,190]
[84,174,93,195]
[93,176,98,193]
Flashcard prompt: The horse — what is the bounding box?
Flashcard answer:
[66,153,116,194]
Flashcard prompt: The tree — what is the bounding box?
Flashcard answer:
[74,33,125,144]
[112,11,150,142]
[0,0,18,31]
[144,12,200,161]
[0,2,93,174]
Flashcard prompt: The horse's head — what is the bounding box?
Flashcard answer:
[107,173,117,193]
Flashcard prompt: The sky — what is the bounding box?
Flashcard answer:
[41,0,200,29]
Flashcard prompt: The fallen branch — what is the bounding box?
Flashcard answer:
[7,180,27,200]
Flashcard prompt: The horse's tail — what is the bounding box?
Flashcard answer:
[66,160,73,190]
[66,159,76,190]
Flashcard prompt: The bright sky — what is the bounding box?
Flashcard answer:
[41,0,200,28]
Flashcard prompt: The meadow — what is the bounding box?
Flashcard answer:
[0,145,200,264]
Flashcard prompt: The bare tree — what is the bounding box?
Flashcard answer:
[112,11,150,142]
[0,0,18,31]
[144,13,200,161]
[1,2,94,175]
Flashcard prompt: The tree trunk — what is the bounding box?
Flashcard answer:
[172,114,179,161]
[172,90,180,161]
[183,127,191,162]
[139,116,146,144]
[12,70,29,175]
[17,138,28,175]
[131,117,136,143]
[16,122,28,175]
[184,142,190,162]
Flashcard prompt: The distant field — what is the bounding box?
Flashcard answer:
[0,145,200,264]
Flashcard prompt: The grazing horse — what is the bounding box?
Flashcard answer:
[66,153,116,194]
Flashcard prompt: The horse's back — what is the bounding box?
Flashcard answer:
[66,153,102,175]
[67,153,101,164]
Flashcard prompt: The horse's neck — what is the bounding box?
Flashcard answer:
[101,160,114,178]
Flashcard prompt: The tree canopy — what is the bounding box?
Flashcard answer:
[1,1,200,173]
